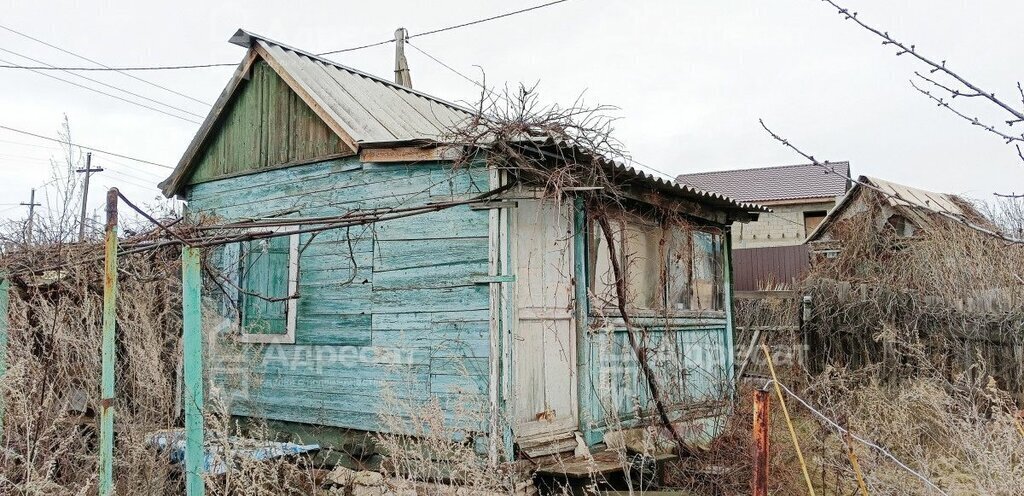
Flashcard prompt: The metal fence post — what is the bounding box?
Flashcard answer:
[181,246,205,495]
[99,188,118,496]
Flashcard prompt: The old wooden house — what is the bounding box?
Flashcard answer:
[159,30,765,465]
[805,175,988,257]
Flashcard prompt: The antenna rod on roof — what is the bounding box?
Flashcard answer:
[394,28,412,88]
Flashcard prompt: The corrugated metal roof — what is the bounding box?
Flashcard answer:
[245,33,473,145]
[866,176,968,215]
[676,162,851,203]
[161,29,769,216]
[520,136,769,213]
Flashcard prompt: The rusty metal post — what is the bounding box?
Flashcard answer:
[752,389,771,496]
[99,188,118,496]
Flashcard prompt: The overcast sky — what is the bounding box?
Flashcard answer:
[1,0,1021,223]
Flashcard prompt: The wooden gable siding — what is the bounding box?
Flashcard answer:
[187,59,352,185]
[188,156,492,431]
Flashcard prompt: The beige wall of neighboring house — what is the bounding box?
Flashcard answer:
[677,162,852,290]
[732,199,837,249]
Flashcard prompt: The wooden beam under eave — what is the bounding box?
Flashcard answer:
[359,146,460,163]
[619,186,729,225]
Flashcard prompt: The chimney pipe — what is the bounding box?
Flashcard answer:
[394,28,412,88]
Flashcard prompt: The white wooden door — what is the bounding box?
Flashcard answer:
[512,198,578,440]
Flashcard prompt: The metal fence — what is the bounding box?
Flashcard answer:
[732,245,809,291]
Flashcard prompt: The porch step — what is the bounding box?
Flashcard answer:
[517,431,578,458]
[534,450,677,478]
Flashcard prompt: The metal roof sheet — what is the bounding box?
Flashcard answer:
[519,136,769,213]
[805,175,984,242]
[161,29,770,217]
[676,162,851,203]
[252,36,472,145]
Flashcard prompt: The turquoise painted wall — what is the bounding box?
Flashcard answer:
[581,319,731,442]
[187,156,492,432]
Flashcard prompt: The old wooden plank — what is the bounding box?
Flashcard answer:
[373,237,488,272]
[371,285,490,314]
[359,146,459,163]
[295,314,372,346]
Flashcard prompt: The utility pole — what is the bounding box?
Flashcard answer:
[76,152,103,241]
[394,27,412,88]
[20,188,40,245]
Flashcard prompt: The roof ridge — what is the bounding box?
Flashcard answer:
[676,160,850,179]
[230,29,475,116]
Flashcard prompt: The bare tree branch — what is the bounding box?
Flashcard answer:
[820,0,1024,125]
[909,79,1024,145]
[758,119,1024,244]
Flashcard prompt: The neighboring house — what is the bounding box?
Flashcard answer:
[160,30,765,465]
[677,162,851,290]
[805,175,988,256]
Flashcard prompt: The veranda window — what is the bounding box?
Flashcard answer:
[590,212,725,312]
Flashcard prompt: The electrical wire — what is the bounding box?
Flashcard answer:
[0,45,206,119]
[0,23,212,106]
[769,379,950,496]
[0,124,172,169]
[0,0,573,71]
[0,56,202,125]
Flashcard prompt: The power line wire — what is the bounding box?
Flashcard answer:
[771,380,950,496]
[408,0,570,41]
[0,0,573,71]
[0,56,202,125]
[0,46,206,120]
[0,124,173,169]
[0,23,212,106]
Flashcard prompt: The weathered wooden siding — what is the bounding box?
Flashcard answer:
[187,156,492,432]
[582,318,730,442]
[187,60,352,185]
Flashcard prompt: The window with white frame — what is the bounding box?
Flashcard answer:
[231,231,300,343]
[590,212,724,312]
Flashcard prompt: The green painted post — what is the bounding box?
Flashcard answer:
[0,273,9,444]
[181,246,205,495]
[99,188,118,496]
[572,196,599,445]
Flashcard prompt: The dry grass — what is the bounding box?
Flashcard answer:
[0,242,183,494]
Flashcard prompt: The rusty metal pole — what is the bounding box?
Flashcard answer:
[752,389,771,496]
[99,188,118,496]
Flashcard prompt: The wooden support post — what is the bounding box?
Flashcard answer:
[762,343,816,496]
[844,431,870,496]
[0,273,9,444]
[99,188,118,496]
[752,389,771,496]
[182,246,205,495]
[723,229,736,394]
[573,195,597,445]
[486,166,501,466]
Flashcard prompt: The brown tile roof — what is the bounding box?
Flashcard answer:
[676,162,851,203]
